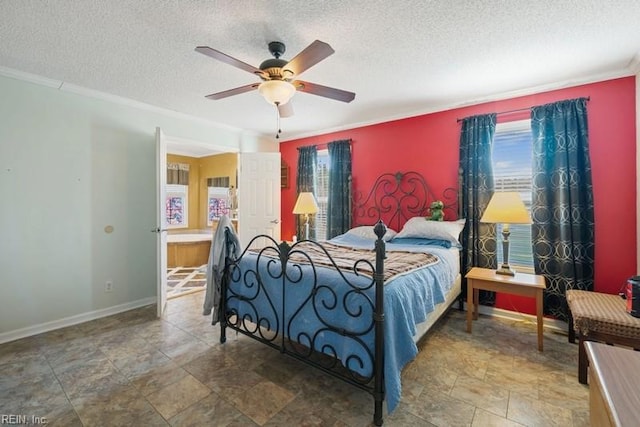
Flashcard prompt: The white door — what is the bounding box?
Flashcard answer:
[238,152,281,248]
[155,127,168,318]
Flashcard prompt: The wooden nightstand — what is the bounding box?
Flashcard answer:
[465,267,547,351]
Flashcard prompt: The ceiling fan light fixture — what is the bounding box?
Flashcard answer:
[258,80,296,106]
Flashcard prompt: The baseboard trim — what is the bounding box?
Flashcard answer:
[0,297,157,345]
[462,302,568,333]
[1,298,567,345]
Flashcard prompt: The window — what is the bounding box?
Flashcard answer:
[166,184,188,228]
[207,187,231,226]
[315,150,330,239]
[492,120,534,271]
[206,176,234,225]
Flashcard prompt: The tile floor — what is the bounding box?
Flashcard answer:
[0,291,589,426]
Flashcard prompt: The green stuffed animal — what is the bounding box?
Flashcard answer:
[429,200,445,221]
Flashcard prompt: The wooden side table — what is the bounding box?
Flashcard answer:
[465,267,547,351]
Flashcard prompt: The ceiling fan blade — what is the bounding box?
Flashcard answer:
[283,40,335,77]
[293,80,355,103]
[195,46,267,78]
[205,83,260,100]
[277,101,294,118]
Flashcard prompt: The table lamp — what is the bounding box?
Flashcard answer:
[480,192,532,276]
[293,192,319,240]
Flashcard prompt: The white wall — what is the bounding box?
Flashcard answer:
[0,74,275,341]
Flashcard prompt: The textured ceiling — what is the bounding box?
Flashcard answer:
[1,0,639,142]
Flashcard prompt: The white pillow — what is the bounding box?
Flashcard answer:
[346,226,398,242]
[396,217,466,243]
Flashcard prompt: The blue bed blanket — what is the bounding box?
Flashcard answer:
[225,233,458,413]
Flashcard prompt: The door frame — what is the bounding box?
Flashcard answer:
[156,128,168,317]
[156,130,238,317]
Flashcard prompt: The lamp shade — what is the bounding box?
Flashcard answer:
[293,192,319,215]
[480,192,531,224]
[258,80,296,105]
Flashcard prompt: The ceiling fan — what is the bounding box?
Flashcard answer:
[195,40,356,119]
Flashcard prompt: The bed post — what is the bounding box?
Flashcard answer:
[219,229,231,344]
[373,220,386,426]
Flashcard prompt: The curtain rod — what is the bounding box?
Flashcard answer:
[456,97,590,123]
[296,138,352,151]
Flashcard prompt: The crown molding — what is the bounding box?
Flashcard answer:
[0,66,248,134]
[3,64,634,144]
[0,66,62,88]
[60,81,243,131]
[280,67,634,142]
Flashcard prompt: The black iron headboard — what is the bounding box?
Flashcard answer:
[352,171,458,231]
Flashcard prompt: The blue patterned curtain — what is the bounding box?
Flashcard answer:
[531,98,594,321]
[327,140,352,239]
[296,146,318,240]
[459,114,498,304]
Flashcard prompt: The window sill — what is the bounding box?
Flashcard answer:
[513,266,535,275]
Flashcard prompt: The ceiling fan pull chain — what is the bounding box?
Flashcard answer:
[275,102,282,139]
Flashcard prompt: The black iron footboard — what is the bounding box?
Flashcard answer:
[220,221,387,426]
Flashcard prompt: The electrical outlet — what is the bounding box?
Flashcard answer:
[105,280,113,292]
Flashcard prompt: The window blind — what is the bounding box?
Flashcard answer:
[167,163,190,185]
[207,176,230,188]
[493,123,533,269]
[315,151,330,239]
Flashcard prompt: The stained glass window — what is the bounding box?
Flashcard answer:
[207,187,231,226]
[166,184,188,228]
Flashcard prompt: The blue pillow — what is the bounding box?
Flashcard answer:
[389,237,454,248]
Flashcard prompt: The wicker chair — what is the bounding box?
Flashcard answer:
[566,289,640,384]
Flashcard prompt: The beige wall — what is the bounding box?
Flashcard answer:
[167,153,238,230]
[199,153,238,229]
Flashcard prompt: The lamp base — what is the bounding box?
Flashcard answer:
[302,213,310,240]
[497,225,515,276]
[496,265,516,276]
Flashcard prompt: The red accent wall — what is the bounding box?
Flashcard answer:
[280,77,637,314]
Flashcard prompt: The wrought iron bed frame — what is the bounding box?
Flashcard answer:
[218,171,457,426]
